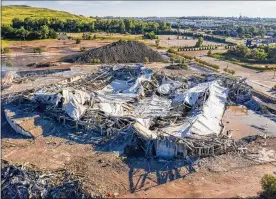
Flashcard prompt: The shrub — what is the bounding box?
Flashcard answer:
[167,48,176,53]
[260,174,276,198]
[2,47,10,54]
[229,69,235,75]
[144,31,158,40]
[76,38,81,44]
[207,50,212,56]
[144,57,149,64]
[223,68,228,72]
[80,47,87,52]
[6,60,13,67]
[33,47,43,54]
[272,85,276,91]
[89,58,101,64]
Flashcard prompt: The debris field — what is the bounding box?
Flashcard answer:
[2,64,276,198]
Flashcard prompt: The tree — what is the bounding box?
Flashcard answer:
[229,44,251,58]
[155,39,160,49]
[195,37,204,47]
[250,48,267,60]
[268,46,276,59]
[237,26,245,37]
[17,26,28,40]
[118,20,126,34]
[48,28,57,39]
[258,26,267,38]
[144,31,158,39]
[40,25,49,39]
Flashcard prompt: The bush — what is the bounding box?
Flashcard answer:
[33,47,43,54]
[272,85,276,91]
[89,58,101,64]
[260,174,276,199]
[144,57,149,64]
[6,60,13,67]
[2,47,10,54]
[167,48,176,53]
[144,31,158,40]
[80,47,87,52]
[207,50,212,56]
[76,38,81,44]
[229,69,235,75]
[223,67,235,75]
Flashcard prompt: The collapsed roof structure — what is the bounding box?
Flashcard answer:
[3,65,252,159]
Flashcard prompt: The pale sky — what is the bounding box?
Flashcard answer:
[2,1,276,18]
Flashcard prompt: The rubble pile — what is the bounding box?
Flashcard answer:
[1,160,92,199]
[3,64,253,159]
[61,40,165,63]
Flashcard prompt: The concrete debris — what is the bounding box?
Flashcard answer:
[3,64,255,159]
[1,160,93,199]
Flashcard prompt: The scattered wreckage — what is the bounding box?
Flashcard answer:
[3,64,254,159]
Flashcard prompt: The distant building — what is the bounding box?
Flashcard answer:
[267,32,275,36]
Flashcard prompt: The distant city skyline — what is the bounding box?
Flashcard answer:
[2,1,276,18]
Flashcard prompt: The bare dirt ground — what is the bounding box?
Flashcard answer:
[5,39,114,55]
[123,162,276,198]
[151,35,225,48]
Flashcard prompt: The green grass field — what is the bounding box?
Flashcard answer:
[2,5,94,25]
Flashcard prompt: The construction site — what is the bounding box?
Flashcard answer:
[1,40,276,198]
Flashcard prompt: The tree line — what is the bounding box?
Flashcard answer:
[212,25,270,38]
[227,44,276,62]
[1,17,171,40]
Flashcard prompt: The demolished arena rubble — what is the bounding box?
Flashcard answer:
[2,64,254,159]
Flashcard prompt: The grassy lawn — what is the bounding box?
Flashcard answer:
[2,5,95,25]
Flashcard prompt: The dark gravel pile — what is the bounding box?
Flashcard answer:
[61,40,165,63]
[1,160,93,199]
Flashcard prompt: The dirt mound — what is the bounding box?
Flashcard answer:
[61,40,165,63]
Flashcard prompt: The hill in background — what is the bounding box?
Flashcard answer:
[2,5,94,24]
[62,40,165,64]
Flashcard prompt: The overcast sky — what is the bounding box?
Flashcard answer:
[2,1,276,18]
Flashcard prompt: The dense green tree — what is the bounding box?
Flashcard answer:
[195,37,204,47]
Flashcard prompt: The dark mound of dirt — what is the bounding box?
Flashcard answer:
[61,40,165,63]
